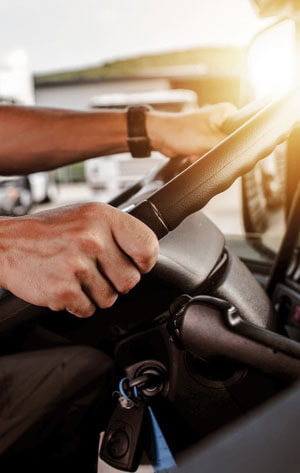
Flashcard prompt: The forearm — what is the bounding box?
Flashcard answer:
[0,106,129,175]
[0,102,234,176]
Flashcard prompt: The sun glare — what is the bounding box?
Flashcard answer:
[248,20,295,99]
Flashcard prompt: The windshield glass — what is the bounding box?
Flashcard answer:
[0,0,293,265]
[0,0,263,73]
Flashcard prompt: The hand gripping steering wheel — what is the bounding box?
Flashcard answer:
[129,89,300,239]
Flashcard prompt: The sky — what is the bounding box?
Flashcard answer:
[0,0,265,73]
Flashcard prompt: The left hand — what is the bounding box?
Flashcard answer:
[146,102,236,159]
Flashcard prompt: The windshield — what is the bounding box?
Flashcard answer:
[0,0,293,265]
[0,0,263,74]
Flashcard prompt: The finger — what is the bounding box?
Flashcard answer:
[110,209,159,274]
[65,286,96,318]
[97,236,142,294]
[76,264,118,309]
[49,282,96,318]
[209,102,237,130]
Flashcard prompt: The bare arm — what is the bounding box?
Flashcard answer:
[0,106,129,175]
[0,103,235,175]
[0,102,236,314]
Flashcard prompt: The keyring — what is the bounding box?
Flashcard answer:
[119,377,139,405]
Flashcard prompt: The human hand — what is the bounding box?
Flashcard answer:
[0,203,158,317]
[147,102,236,159]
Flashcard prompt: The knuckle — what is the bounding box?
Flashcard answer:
[69,255,91,279]
[94,240,105,258]
[74,264,90,281]
[75,235,100,255]
[51,286,74,304]
[79,202,109,222]
[79,202,99,217]
[67,255,82,272]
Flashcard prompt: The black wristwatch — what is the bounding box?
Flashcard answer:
[127,105,152,158]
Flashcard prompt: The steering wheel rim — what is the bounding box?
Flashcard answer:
[0,91,299,330]
[115,98,272,211]
[129,90,300,239]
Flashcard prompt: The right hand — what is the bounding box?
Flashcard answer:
[147,102,236,159]
[0,203,159,317]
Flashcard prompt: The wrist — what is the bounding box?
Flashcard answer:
[115,110,129,153]
[110,110,129,154]
[146,110,175,154]
[93,110,129,155]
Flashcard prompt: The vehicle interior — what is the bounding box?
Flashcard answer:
[1,0,300,472]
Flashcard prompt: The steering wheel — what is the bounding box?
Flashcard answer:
[0,90,299,332]
[109,98,272,210]
[129,90,300,239]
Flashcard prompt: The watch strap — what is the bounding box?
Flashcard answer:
[127,105,151,158]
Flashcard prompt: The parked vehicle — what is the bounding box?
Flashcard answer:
[28,171,59,204]
[0,176,32,216]
[0,171,58,216]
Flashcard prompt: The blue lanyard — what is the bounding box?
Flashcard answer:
[119,378,178,473]
[147,405,178,472]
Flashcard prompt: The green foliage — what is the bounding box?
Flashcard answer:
[35,46,243,85]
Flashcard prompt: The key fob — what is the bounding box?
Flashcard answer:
[100,398,146,472]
